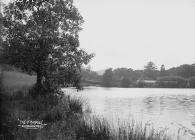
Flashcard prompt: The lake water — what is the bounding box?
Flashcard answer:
[64,87,195,139]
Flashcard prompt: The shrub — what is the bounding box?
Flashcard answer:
[76,117,110,140]
[157,76,187,88]
[67,95,84,114]
[120,78,131,87]
[189,77,195,88]
[137,81,146,88]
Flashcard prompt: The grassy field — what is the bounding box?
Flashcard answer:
[1,70,36,94]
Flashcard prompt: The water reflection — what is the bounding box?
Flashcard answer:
[79,87,195,138]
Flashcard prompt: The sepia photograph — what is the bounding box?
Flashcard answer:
[0,0,195,139]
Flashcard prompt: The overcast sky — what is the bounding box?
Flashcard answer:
[2,0,195,70]
[74,0,195,70]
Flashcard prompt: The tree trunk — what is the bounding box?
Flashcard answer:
[36,70,43,95]
[37,71,42,86]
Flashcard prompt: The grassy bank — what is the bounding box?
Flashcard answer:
[1,70,36,94]
[0,68,172,140]
[0,90,172,140]
[0,88,85,139]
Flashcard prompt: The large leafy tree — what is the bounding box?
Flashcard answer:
[144,61,158,80]
[1,0,93,92]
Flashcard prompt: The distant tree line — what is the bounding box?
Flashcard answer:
[81,62,195,88]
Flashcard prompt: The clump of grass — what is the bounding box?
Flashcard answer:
[66,95,84,114]
[76,116,171,140]
[40,94,85,121]
[76,116,111,140]
[22,89,85,123]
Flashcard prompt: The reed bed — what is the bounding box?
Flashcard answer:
[76,115,172,140]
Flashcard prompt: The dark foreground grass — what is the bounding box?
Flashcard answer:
[1,86,173,140]
[0,88,84,140]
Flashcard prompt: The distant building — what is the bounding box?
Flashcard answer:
[136,80,156,87]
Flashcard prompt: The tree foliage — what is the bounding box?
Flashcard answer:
[144,61,157,71]
[156,76,187,88]
[160,64,166,76]
[81,67,100,81]
[80,63,195,88]
[1,0,94,92]
[189,77,195,88]
[120,77,131,87]
[0,12,3,52]
[144,61,158,80]
[177,64,195,78]
[102,68,113,87]
[113,68,133,81]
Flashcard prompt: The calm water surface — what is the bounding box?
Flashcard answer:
[65,87,195,139]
